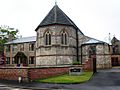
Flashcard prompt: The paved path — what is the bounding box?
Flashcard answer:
[0,84,30,90]
[0,68,120,90]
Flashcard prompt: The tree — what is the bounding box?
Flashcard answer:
[0,25,19,53]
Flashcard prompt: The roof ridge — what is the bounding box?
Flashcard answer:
[54,5,57,23]
[35,5,84,35]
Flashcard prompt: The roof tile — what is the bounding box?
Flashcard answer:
[35,5,84,35]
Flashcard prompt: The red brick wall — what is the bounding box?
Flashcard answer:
[0,64,94,82]
[0,68,28,81]
[29,67,69,80]
[0,65,93,82]
[0,67,69,82]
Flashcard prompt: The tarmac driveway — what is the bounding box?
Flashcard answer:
[85,68,120,86]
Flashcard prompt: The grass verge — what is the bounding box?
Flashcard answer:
[35,71,93,84]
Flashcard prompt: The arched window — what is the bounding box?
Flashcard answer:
[61,30,68,45]
[45,31,51,45]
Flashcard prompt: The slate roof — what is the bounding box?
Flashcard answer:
[84,39,105,44]
[35,5,84,35]
[82,36,107,45]
[5,36,36,44]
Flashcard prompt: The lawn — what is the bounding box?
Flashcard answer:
[36,71,93,84]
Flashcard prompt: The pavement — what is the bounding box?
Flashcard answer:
[0,68,120,90]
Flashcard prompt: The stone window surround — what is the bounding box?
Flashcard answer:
[60,30,68,45]
[6,57,10,64]
[29,43,35,51]
[29,56,34,64]
[44,30,51,45]
[41,29,70,46]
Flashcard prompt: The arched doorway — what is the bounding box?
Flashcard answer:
[14,52,28,67]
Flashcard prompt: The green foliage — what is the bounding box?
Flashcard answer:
[0,26,19,53]
[36,72,93,84]
[73,61,80,65]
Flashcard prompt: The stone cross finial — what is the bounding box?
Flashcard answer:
[55,0,57,5]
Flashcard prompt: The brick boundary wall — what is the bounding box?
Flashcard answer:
[0,68,29,81]
[0,66,69,82]
[0,65,92,82]
[83,58,93,71]
[28,67,69,81]
[0,68,28,81]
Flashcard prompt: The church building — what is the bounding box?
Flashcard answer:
[4,4,112,69]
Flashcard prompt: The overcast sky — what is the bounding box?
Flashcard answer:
[0,0,120,43]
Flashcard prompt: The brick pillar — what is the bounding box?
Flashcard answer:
[83,58,93,71]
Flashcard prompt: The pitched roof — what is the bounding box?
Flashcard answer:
[5,36,36,44]
[82,36,107,45]
[35,5,84,35]
[84,39,104,44]
[111,37,119,43]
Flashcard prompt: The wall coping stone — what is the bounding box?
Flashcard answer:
[0,65,77,69]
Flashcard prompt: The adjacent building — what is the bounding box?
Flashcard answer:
[111,37,120,66]
[4,36,36,67]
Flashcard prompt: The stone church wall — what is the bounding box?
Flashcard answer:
[96,44,111,68]
[81,44,111,69]
[78,34,91,64]
[36,25,77,67]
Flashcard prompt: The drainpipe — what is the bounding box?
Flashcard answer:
[76,28,79,62]
[81,45,83,64]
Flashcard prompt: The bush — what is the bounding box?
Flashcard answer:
[73,61,80,65]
